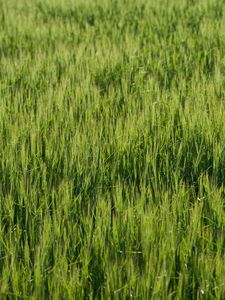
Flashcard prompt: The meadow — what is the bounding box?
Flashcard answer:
[1,0,225,298]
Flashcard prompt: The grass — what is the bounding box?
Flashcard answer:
[1,0,225,298]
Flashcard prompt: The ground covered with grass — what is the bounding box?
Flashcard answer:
[1,0,225,298]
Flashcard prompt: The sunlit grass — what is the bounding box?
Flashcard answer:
[1,0,225,299]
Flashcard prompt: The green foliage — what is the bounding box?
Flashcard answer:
[1,0,225,298]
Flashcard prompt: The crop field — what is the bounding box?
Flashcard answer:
[1,0,225,299]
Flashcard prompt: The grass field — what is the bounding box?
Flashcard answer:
[1,0,225,298]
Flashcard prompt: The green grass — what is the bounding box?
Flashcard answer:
[1,0,225,298]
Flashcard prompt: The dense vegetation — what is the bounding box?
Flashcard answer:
[1,0,225,298]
